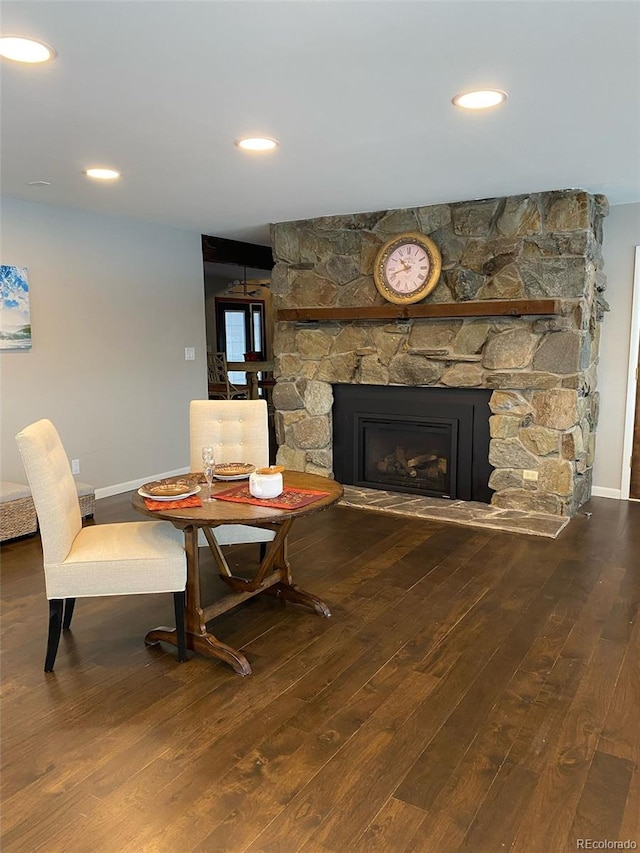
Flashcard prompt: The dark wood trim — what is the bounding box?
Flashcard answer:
[214,295,264,305]
[201,234,274,269]
[275,299,564,322]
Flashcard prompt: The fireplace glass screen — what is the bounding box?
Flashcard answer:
[333,384,492,503]
[359,416,457,499]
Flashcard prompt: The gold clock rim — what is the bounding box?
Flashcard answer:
[373,231,442,305]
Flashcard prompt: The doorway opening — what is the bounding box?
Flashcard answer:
[201,234,276,459]
[215,298,266,385]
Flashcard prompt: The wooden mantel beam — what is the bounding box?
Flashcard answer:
[275,299,565,323]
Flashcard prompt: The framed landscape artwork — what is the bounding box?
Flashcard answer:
[0,265,32,350]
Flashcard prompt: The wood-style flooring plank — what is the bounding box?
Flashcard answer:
[511,637,628,853]
[568,750,634,847]
[599,612,640,763]
[618,760,640,844]
[355,797,427,853]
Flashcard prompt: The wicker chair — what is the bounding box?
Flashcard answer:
[16,419,187,672]
[207,352,249,400]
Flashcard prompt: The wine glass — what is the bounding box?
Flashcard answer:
[201,447,215,501]
[203,461,216,501]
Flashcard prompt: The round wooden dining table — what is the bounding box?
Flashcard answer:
[132,470,343,675]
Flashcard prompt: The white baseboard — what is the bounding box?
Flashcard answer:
[95,467,190,500]
[591,486,622,500]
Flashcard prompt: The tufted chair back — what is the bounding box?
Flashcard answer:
[16,419,82,566]
[189,399,269,472]
[189,399,275,548]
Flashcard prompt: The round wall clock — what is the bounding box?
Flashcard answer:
[373,231,442,305]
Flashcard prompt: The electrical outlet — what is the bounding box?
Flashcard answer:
[523,469,538,481]
[185,347,196,361]
[71,458,80,475]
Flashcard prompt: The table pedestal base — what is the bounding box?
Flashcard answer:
[145,576,330,676]
[262,582,331,618]
[145,519,331,676]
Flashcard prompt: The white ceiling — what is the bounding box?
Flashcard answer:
[2,1,639,246]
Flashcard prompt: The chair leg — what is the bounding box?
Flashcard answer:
[62,598,76,631]
[173,591,187,662]
[45,599,64,672]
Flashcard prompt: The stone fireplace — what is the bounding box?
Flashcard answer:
[269,189,609,518]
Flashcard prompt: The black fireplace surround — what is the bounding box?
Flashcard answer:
[333,385,493,503]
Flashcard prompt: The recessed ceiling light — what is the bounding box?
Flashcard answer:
[235,137,279,152]
[83,168,121,180]
[0,36,56,63]
[452,89,507,110]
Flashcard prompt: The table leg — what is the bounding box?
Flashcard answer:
[145,524,252,676]
[263,525,331,616]
[218,518,332,618]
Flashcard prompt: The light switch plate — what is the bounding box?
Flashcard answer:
[185,347,196,361]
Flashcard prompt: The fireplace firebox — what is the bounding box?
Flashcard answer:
[333,385,493,503]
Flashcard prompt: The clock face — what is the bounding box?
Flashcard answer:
[373,232,442,305]
[384,243,431,295]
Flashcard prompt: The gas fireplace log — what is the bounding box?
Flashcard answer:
[395,447,412,474]
[406,453,438,469]
[377,450,448,479]
[377,450,416,476]
[377,454,409,475]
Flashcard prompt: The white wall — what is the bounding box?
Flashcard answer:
[594,202,640,495]
[0,198,207,494]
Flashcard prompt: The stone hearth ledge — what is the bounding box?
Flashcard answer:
[340,485,570,538]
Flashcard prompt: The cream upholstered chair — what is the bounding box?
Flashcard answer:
[189,399,276,550]
[16,419,187,673]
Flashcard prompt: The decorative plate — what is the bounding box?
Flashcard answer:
[213,462,255,481]
[138,482,201,501]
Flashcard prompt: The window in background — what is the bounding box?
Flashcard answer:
[215,299,266,385]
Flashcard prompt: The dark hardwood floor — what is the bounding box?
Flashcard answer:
[1,493,638,852]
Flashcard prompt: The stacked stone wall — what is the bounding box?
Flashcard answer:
[270,189,609,516]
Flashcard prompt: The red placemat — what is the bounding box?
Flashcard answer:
[144,495,203,511]
[214,485,330,510]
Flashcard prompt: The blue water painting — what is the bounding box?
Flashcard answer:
[0,265,31,350]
